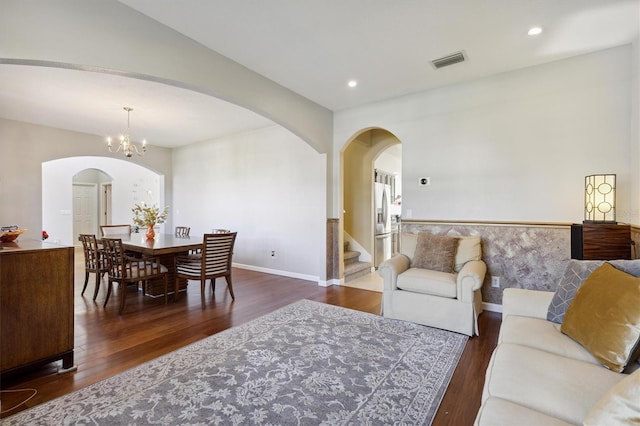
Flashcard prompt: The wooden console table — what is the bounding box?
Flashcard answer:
[0,239,75,376]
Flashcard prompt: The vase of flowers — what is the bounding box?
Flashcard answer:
[132,203,168,240]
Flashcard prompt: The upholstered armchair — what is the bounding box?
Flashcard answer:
[378,232,487,336]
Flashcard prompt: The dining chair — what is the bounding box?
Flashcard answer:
[100,224,131,237]
[79,234,108,301]
[175,226,190,237]
[175,232,237,309]
[211,228,230,233]
[101,238,169,314]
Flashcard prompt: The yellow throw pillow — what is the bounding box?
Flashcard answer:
[561,263,640,373]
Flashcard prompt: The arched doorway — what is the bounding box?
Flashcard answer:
[341,128,401,290]
[42,157,165,246]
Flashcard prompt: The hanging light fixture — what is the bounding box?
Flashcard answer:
[107,107,147,157]
[584,174,616,223]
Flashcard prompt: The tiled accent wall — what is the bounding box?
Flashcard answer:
[326,218,340,281]
[401,221,571,305]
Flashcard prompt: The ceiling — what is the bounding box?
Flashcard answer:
[1,0,638,148]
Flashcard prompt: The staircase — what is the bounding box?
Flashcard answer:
[343,241,372,283]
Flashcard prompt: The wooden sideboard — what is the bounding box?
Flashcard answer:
[571,223,632,260]
[0,239,75,376]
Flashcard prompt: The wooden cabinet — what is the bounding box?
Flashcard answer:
[0,240,75,376]
[571,223,632,260]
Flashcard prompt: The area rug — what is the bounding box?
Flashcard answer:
[3,300,467,425]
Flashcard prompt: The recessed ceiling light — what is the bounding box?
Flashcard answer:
[347,80,358,88]
[528,26,543,36]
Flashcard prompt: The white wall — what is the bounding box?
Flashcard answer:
[334,45,634,224]
[172,125,327,283]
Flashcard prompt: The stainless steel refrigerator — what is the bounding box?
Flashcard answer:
[374,182,391,268]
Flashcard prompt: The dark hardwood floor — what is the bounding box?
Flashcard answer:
[0,248,501,424]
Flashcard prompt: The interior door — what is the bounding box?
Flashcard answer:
[102,183,112,225]
[73,183,98,242]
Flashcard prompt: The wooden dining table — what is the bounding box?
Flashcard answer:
[106,233,203,299]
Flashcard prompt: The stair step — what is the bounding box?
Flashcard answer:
[344,250,361,267]
[344,261,372,283]
[344,250,361,261]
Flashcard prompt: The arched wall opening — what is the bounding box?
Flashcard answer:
[340,127,401,283]
[43,156,165,246]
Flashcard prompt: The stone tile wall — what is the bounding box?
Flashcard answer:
[402,222,571,305]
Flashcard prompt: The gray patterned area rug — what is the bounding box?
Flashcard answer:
[4,300,467,425]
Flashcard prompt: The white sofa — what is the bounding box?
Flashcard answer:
[378,233,486,336]
[475,287,639,425]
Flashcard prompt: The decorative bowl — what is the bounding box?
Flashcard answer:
[0,229,27,242]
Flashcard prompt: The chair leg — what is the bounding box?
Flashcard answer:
[211,277,216,293]
[164,274,168,305]
[200,278,206,309]
[118,282,127,314]
[225,274,235,300]
[104,280,113,308]
[92,272,101,301]
[174,276,180,303]
[81,271,90,296]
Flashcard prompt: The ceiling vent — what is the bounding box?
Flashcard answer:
[431,51,466,69]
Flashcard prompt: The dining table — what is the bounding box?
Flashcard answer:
[105,233,203,299]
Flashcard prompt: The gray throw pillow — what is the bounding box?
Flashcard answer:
[547,259,640,324]
[547,260,603,324]
[411,233,458,273]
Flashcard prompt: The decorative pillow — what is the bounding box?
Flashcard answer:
[561,263,640,372]
[547,260,603,323]
[583,369,640,425]
[454,236,482,273]
[548,260,640,324]
[411,233,458,273]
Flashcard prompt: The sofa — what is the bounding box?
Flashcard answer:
[379,232,486,336]
[475,260,640,425]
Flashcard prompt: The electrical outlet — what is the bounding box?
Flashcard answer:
[491,276,500,288]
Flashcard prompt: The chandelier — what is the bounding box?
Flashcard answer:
[107,107,147,157]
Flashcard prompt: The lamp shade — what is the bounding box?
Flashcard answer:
[584,174,616,223]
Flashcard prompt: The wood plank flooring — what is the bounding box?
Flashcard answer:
[0,248,501,424]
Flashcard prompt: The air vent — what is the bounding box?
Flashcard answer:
[431,51,466,69]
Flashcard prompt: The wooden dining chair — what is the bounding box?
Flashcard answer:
[101,238,169,314]
[100,224,131,237]
[79,234,108,301]
[175,226,190,237]
[175,232,237,309]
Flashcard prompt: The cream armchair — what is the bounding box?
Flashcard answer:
[378,232,486,336]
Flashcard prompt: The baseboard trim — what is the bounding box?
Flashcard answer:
[233,263,320,285]
[483,302,503,313]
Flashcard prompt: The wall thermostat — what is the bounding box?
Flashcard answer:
[419,177,431,186]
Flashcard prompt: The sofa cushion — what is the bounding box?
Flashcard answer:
[411,232,458,273]
[498,315,599,365]
[583,368,640,426]
[475,397,573,426]
[397,268,457,298]
[561,263,640,372]
[548,259,640,324]
[454,236,482,272]
[483,343,623,425]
